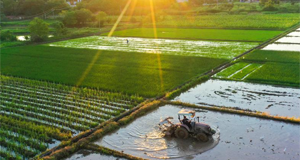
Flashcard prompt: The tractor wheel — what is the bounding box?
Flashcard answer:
[196,133,209,142]
[175,127,189,139]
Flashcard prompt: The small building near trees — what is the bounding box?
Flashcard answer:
[66,0,82,7]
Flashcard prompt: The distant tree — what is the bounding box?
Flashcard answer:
[259,0,268,6]
[263,0,278,11]
[75,8,93,26]
[20,0,45,16]
[61,10,77,27]
[53,22,68,36]
[28,17,49,42]
[95,11,107,28]
[0,30,16,41]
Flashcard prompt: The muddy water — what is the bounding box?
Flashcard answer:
[45,36,257,59]
[94,105,300,160]
[174,80,300,117]
[95,106,220,159]
[65,149,127,160]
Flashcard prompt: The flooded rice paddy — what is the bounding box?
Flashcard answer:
[94,105,220,159]
[174,80,300,117]
[262,43,300,52]
[263,29,300,52]
[17,35,53,41]
[93,105,299,160]
[66,149,127,160]
[275,37,300,44]
[287,32,300,37]
[46,36,258,59]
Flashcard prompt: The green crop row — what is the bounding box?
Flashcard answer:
[246,62,300,86]
[1,46,227,97]
[142,13,300,30]
[0,74,144,159]
[231,63,262,80]
[243,50,300,64]
[214,62,262,80]
[104,28,282,42]
[214,62,249,78]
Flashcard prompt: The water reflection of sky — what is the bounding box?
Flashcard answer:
[263,29,300,52]
[175,79,300,117]
[94,105,300,160]
[95,105,220,159]
[45,36,258,59]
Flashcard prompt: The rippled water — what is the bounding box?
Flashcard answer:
[45,36,258,59]
[94,105,300,160]
[174,79,300,117]
[95,105,220,159]
[66,149,127,160]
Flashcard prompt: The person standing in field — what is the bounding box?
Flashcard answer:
[126,39,129,44]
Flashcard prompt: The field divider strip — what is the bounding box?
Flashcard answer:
[241,64,263,80]
[227,64,252,79]
[84,143,146,160]
[35,99,155,159]
[163,100,300,124]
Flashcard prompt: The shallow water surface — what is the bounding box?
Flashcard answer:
[17,35,53,41]
[287,32,300,37]
[45,36,257,59]
[275,37,300,44]
[174,80,300,117]
[262,43,300,52]
[65,149,127,160]
[95,105,300,160]
[95,105,220,159]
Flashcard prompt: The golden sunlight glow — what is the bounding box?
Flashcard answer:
[72,0,164,94]
[74,0,132,89]
[108,0,132,37]
[150,0,164,92]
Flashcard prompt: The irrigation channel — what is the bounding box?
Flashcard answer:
[174,79,300,117]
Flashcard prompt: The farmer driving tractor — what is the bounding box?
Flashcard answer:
[182,116,192,129]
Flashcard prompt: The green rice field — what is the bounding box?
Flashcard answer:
[103,28,282,42]
[0,75,143,159]
[0,45,228,97]
[147,14,300,29]
[213,62,263,80]
[244,50,300,63]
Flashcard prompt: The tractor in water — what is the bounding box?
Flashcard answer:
[158,109,216,142]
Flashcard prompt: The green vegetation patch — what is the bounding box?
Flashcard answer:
[104,28,282,42]
[145,14,300,30]
[231,63,263,80]
[244,50,300,63]
[1,46,227,97]
[0,75,143,159]
[0,41,24,48]
[46,36,258,59]
[214,62,262,80]
[246,63,300,86]
[0,19,58,27]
